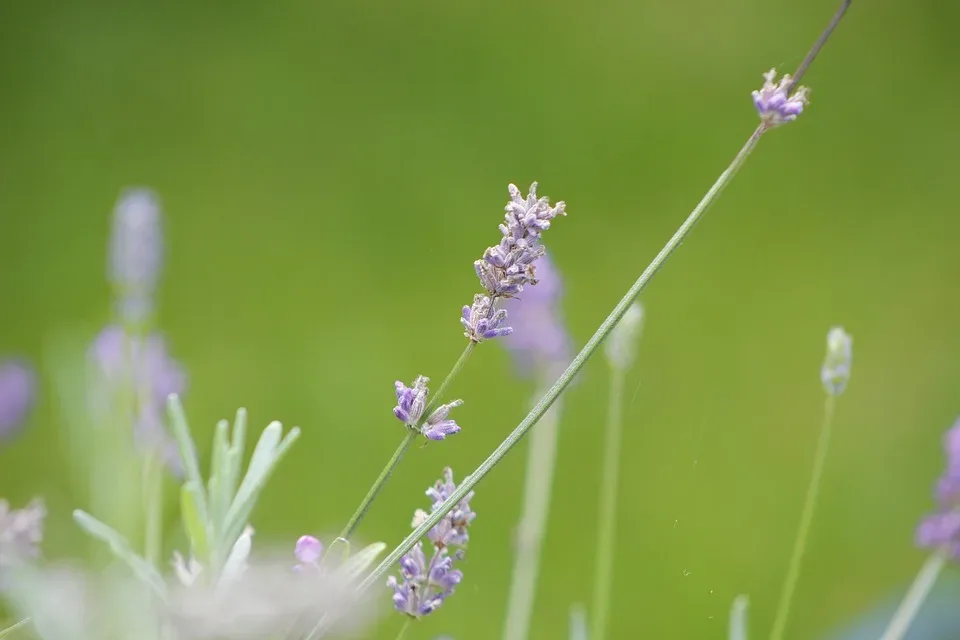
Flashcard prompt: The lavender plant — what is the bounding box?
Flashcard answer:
[0,1,859,637]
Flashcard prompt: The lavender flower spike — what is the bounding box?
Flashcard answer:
[462,294,513,342]
[0,359,36,441]
[393,377,464,440]
[917,418,960,559]
[752,68,810,128]
[109,188,164,324]
[388,468,473,618]
[820,326,852,396]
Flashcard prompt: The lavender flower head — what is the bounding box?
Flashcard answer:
[820,326,852,396]
[752,68,810,128]
[109,188,164,324]
[917,418,960,558]
[499,252,572,379]
[393,376,463,441]
[0,359,36,441]
[387,468,474,618]
[464,183,567,342]
[89,325,186,472]
[0,498,46,571]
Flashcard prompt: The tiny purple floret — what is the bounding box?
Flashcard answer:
[917,417,960,559]
[0,359,36,441]
[752,68,809,128]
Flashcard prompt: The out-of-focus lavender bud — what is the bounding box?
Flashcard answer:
[88,325,187,473]
[0,359,36,441]
[500,253,572,379]
[752,69,810,128]
[108,188,164,324]
[294,535,324,572]
[820,326,852,396]
[0,498,46,571]
[604,302,644,372]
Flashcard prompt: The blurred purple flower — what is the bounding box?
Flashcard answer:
[0,497,46,570]
[387,467,473,618]
[0,359,35,441]
[89,325,186,473]
[294,535,324,572]
[917,417,960,558]
[499,252,572,379]
[109,188,164,324]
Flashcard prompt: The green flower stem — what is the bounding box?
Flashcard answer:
[0,618,31,639]
[590,364,627,640]
[502,390,564,640]
[338,342,476,540]
[358,124,767,595]
[143,451,164,568]
[425,342,476,415]
[769,394,837,640]
[394,619,413,640]
[878,548,949,640]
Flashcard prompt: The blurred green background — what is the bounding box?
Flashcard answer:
[2,0,960,637]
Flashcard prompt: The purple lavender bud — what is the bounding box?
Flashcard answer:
[422,400,463,441]
[461,295,513,342]
[393,376,430,426]
[387,468,475,618]
[0,359,35,440]
[0,498,46,570]
[109,188,164,324]
[295,535,324,567]
[499,252,572,379]
[917,418,960,559]
[820,327,852,396]
[393,377,463,440]
[89,325,187,473]
[752,68,810,128]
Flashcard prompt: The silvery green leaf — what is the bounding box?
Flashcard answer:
[729,595,749,640]
[220,422,299,552]
[322,537,351,569]
[72,510,167,599]
[219,526,254,588]
[0,618,31,639]
[207,419,231,536]
[167,394,208,522]
[181,481,210,563]
[338,542,387,581]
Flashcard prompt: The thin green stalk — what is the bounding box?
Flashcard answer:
[590,366,626,640]
[339,432,417,540]
[143,451,164,567]
[394,619,413,640]
[502,391,563,640]
[338,342,476,540]
[878,548,949,640]
[769,394,837,640]
[0,618,30,639]
[358,124,766,595]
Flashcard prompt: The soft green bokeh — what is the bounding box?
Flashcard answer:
[2,0,959,637]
